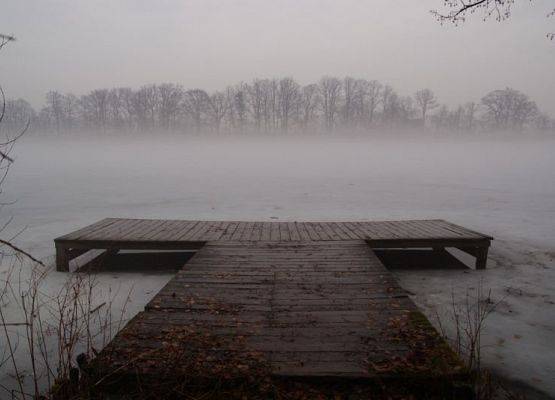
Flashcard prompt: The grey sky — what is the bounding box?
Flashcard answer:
[1,0,554,114]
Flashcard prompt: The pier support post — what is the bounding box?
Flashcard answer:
[475,246,489,270]
[55,243,70,272]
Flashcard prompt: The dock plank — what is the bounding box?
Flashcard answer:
[57,218,116,241]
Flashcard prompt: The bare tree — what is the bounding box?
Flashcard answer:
[61,94,80,132]
[298,83,321,130]
[132,85,158,131]
[265,79,279,131]
[0,34,15,51]
[42,91,80,134]
[432,1,554,40]
[277,77,300,131]
[348,79,371,128]
[207,91,229,133]
[464,102,478,131]
[319,76,342,130]
[226,84,249,133]
[106,89,125,130]
[415,89,438,124]
[432,104,450,130]
[381,85,396,124]
[341,77,357,128]
[10,74,555,135]
[0,34,42,262]
[399,96,416,121]
[2,99,35,133]
[183,89,210,132]
[432,0,514,24]
[481,87,538,130]
[116,87,136,131]
[157,83,183,131]
[452,105,465,131]
[365,80,382,126]
[44,91,65,134]
[246,79,266,131]
[534,112,553,131]
[81,89,110,133]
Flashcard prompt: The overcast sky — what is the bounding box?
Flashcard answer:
[1,0,554,114]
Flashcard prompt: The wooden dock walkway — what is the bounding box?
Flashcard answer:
[54,218,491,397]
[90,241,465,395]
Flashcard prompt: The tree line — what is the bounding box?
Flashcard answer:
[2,77,553,135]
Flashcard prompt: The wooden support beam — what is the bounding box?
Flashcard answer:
[67,248,90,259]
[456,244,490,270]
[56,242,121,272]
[73,248,119,272]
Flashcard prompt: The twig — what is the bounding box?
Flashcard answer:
[90,301,106,314]
[0,238,45,266]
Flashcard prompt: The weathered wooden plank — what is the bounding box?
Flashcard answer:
[83,218,142,241]
[269,222,280,241]
[293,222,309,241]
[401,220,438,238]
[146,219,182,241]
[428,219,485,238]
[103,219,152,241]
[340,222,365,239]
[260,222,272,241]
[173,220,201,239]
[304,222,322,240]
[183,221,213,240]
[287,222,301,241]
[202,220,226,241]
[125,219,168,241]
[373,221,404,239]
[218,221,239,240]
[278,222,291,241]
[327,222,354,240]
[240,221,255,241]
[251,221,263,241]
[55,218,116,241]
[229,221,247,240]
[354,221,382,239]
[410,220,448,238]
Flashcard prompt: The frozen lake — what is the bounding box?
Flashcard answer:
[2,135,554,397]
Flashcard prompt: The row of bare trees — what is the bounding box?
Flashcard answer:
[3,78,553,135]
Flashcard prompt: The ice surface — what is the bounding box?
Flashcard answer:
[1,134,554,396]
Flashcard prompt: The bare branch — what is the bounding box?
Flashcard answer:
[0,34,15,51]
[432,0,515,24]
[0,238,45,266]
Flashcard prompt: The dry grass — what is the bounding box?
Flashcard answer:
[435,281,529,400]
[0,259,132,399]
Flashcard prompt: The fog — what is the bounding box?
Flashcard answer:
[4,134,555,251]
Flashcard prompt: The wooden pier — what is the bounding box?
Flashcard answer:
[54,218,492,397]
[55,218,491,271]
